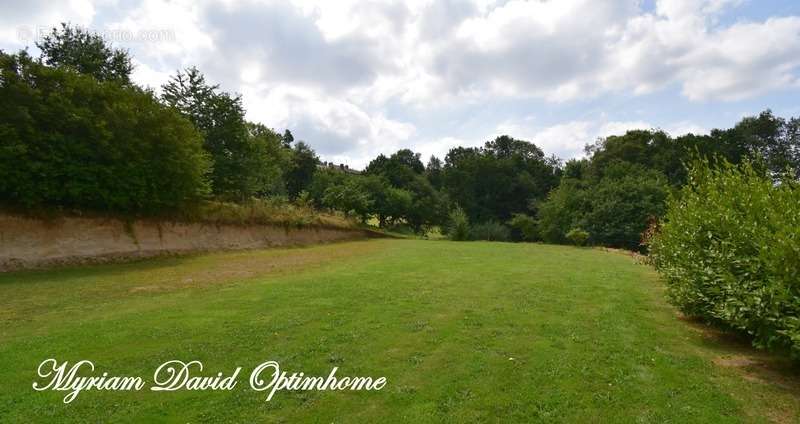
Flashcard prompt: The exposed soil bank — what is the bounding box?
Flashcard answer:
[0,213,375,272]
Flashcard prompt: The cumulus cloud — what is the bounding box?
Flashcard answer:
[0,0,95,46]
[494,118,654,160]
[242,84,416,167]
[0,0,796,167]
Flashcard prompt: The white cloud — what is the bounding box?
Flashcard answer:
[0,0,95,47]
[242,84,416,168]
[0,0,797,167]
[494,118,708,160]
[526,120,654,159]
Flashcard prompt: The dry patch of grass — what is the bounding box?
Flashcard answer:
[0,240,387,327]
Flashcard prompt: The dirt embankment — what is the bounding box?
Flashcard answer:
[0,213,376,272]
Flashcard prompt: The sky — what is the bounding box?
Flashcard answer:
[2,0,800,168]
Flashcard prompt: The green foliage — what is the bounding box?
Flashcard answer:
[565,228,589,246]
[0,51,210,213]
[581,164,668,251]
[286,142,319,199]
[710,110,800,179]
[508,213,538,241]
[586,130,688,186]
[537,163,668,251]
[649,159,800,358]
[365,149,424,188]
[446,206,470,241]
[363,150,447,231]
[442,136,560,223]
[162,67,286,200]
[381,186,414,225]
[537,179,589,244]
[405,175,448,232]
[36,23,133,84]
[308,168,349,208]
[425,155,443,189]
[245,123,292,196]
[322,178,373,222]
[469,221,511,242]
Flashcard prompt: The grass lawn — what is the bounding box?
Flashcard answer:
[0,240,798,423]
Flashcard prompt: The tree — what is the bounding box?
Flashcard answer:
[162,67,280,200]
[720,110,800,178]
[322,178,372,222]
[247,122,291,196]
[0,51,209,213]
[381,186,414,226]
[442,136,559,223]
[286,142,319,199]
[586,129,687,186]
[537,178,590,244]
[282,129,294,148]
[308,168,348,208]
[36,23,133,84]
[426,155,443,189]
[365,149,424,189]
[537,162,668,251]
[405,175,448,231]
[352,175,395,227]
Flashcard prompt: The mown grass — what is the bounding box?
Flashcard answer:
[0,240,797,423]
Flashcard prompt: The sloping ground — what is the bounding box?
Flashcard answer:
[0,212,373,272]
[0,240,797,422]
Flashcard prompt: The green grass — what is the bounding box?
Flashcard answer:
[0,240,798,423]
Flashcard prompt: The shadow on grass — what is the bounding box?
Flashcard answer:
[0,253,201,286]
[678,315,800,393]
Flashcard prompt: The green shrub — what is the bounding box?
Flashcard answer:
[565,228,589,246]
[508,213,538,241]
[0,52,210,214]
[469,221,511,242]
[446,206,470,241]
[648,158,800,358]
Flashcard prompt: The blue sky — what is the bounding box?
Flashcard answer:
[2,0,799,168]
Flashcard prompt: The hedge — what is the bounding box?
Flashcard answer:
[648,159,800,358]
[0,52,210,214]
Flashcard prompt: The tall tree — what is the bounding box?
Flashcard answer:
[36,23,133,84]
[286,141,319,199]
[426,155,443,189]
[162,67,279,199]
[443,136,559,223]
[365,149,424,189]
[282,129,294,148]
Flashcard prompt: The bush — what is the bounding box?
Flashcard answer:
[565,228,589,246]
[648,158,800,358]
[446,206,470,241]
[0,52,210,214]
[469,221,511,242]
[508,213,538,241]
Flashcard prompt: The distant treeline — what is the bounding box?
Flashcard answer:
[2,24,798,251]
